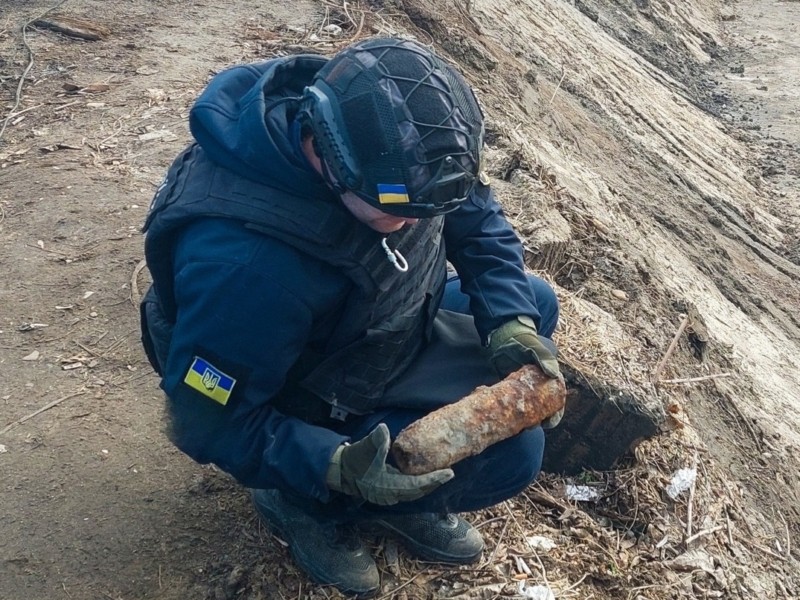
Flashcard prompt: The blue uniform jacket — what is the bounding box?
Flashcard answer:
[145,56,542,501]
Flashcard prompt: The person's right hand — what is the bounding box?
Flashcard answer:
[326,424,454,505]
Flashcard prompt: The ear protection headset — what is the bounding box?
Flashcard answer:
[298,80,363,193]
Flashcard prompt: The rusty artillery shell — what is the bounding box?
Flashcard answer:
[390,365,566,475]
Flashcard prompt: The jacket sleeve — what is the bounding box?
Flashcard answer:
[159,221,350,501]
[443,182,541,342]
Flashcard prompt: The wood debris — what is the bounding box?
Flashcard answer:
[33,16,110,41]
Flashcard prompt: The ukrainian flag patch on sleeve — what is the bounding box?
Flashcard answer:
[377,183,410,205]
[183,357,236,406]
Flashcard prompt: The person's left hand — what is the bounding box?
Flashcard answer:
[488,316,563,428]
[488,316,560,378]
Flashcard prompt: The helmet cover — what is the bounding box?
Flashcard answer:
[299,37,485,218]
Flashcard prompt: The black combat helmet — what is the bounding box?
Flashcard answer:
[298,37,485,218]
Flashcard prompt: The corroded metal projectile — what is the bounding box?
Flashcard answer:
[391,365,566,475]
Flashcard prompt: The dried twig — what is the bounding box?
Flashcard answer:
[627,576,693,600]
[0,0,70,144]
[719,393,763,450]
[653,313,689,382]
[340,1,358,30]
[562,573,588,594]
[0,389,85,435]
[725,506,734,547]
[526,486,570,513]
[375,569,427,600]
[504,502,551,588]
[733,531,787,561]
[33,16,110,41]
[779,511,791,559]
[5,103,43,119]
[479,516,509,569]
[130,258,148,306]
[75,341,102,357]
[660,372,732,384]
[546,65,567,108]
[351,11,365,40]
[53,100,80,112]
[91,114,126,150]
[685,525,723,545]
[685,451,699,540]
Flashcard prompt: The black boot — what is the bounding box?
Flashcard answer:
[371,513,484,564]
[252,489,380,597]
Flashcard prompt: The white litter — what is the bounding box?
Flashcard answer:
[322,24,343,36]
[565,484,599,501]
[666,468,697,499]
[518,582,555,600]
[526,536,557,552]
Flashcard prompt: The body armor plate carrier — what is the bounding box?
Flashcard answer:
[142,144,447,418]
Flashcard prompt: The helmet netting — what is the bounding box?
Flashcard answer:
[317,38,483,207]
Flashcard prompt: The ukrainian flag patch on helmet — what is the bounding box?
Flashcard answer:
[377,183,410,205]
[183,357,236,405]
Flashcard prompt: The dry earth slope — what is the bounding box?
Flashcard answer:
[1,0,799,599]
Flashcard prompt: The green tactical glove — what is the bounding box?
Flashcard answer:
[488,315,563,428]
[488,315,560,379]
[326,423,454,506]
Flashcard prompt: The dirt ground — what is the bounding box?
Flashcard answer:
[1,1,799,599]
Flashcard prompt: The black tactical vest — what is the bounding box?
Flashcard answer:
[143,144,447,417]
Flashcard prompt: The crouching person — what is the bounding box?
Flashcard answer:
[140,37,561,597]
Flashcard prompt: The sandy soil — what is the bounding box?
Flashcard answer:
[1,1,798,599]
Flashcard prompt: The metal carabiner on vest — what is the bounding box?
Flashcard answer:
[381,237,409,273]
